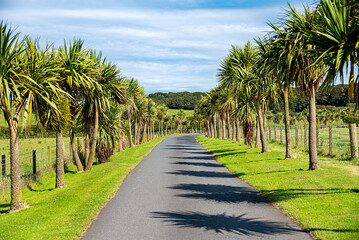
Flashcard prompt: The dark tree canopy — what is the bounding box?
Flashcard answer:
[272,84,349,113]
[149,92,205,110]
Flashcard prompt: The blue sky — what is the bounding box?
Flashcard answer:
[1,0,310,93]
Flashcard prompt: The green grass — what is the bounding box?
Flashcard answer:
[196,135,359,240]
[0,137,73,177]
[168,109,194,117]
[270,125,358,157]
[0,135,169,240]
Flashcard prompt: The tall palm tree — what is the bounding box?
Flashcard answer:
[57,38,95,173]
[0,23,62,211]
[310,0,359,158]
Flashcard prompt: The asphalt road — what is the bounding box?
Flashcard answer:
[82,135,312,240]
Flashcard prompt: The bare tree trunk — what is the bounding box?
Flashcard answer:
[269,125,271,141]
[226,113,232,140]
[283,87,294,158]
[236,118,241,143]
[55,130,65,189]
[255,101,269,152]
[84,134,89,162]
[304,124,307,150]
[255,119,260,148]
[70,128,83,173]
[222,117,226,139]
[349,123,358,158]
[119,138,123,152]
[308,86,320,170]
[134,120,138,145]
[85,109,99,171]
[128,114,134,147]
[274,125,277,142]
[8,118,24,212]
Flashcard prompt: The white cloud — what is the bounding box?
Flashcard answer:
[0,5,293,93]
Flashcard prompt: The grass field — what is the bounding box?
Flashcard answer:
[0,137,73,178]
[0,135,170,240]
[168,109,194,117]
[269,125,359,158]
[196,135,359,240]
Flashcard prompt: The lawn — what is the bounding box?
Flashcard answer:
[196,135,359,240]
[0,135,168,240]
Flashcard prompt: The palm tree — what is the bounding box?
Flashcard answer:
[0,23,63,211]
[310,0,359,158]
[56,38,95,173]
[83,56,126,171]
[280,5,327,169]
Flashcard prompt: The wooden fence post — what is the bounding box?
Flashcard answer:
[48,146,51,169]
[1,154,5,181]
[33,150,36,175]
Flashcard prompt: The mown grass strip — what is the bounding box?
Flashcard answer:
[0,135,169,240]
[195,135,359,240]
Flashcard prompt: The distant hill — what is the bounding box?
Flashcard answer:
[148,92,205,110]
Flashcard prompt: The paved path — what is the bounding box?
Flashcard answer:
[82,135,312,240]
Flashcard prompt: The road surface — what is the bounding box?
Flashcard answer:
[82,135,312,240]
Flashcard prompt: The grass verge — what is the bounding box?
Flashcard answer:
[0,135,169,240]
[196,135,359,240]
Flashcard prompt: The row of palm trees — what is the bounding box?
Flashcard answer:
[195,0,358,170]
[0,21,197,212]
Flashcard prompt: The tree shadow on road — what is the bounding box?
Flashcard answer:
[168,183,267,204]
[150,211,304,236]
[166,170,236,178]
[171,161,222,168]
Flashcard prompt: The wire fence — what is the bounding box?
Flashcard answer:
[266,124,356,157]
[1,144,72,189]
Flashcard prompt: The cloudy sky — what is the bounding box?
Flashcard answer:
[1,0,310,93]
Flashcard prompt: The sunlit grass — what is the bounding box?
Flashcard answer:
[0,135,168,240]
[196,135,359,240]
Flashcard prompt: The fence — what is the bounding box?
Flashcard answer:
[266,124,356,157]
[1,143,72,189]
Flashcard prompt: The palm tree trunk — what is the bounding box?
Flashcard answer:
[255,101,269,152]
[119,138,123,152]
[226,113,232,140]
[349,123,358,158]
[308,85,320,170]
[222,117,226,139]
[134,120,138,145]
[85,109,99,171]
[84,134,90,162]
[283,87,294,159]
[255,119,260,148]
[236,118,241,143]
[70,127,83,173]
[55,130,65,189]
[128,114,134,147]
[304,124,307,151]
[8,117,24,212]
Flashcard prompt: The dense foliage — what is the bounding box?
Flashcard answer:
[148,91,205,110]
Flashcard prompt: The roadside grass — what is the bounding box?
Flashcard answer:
[0,135,168,240]
[196,135,359,240]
